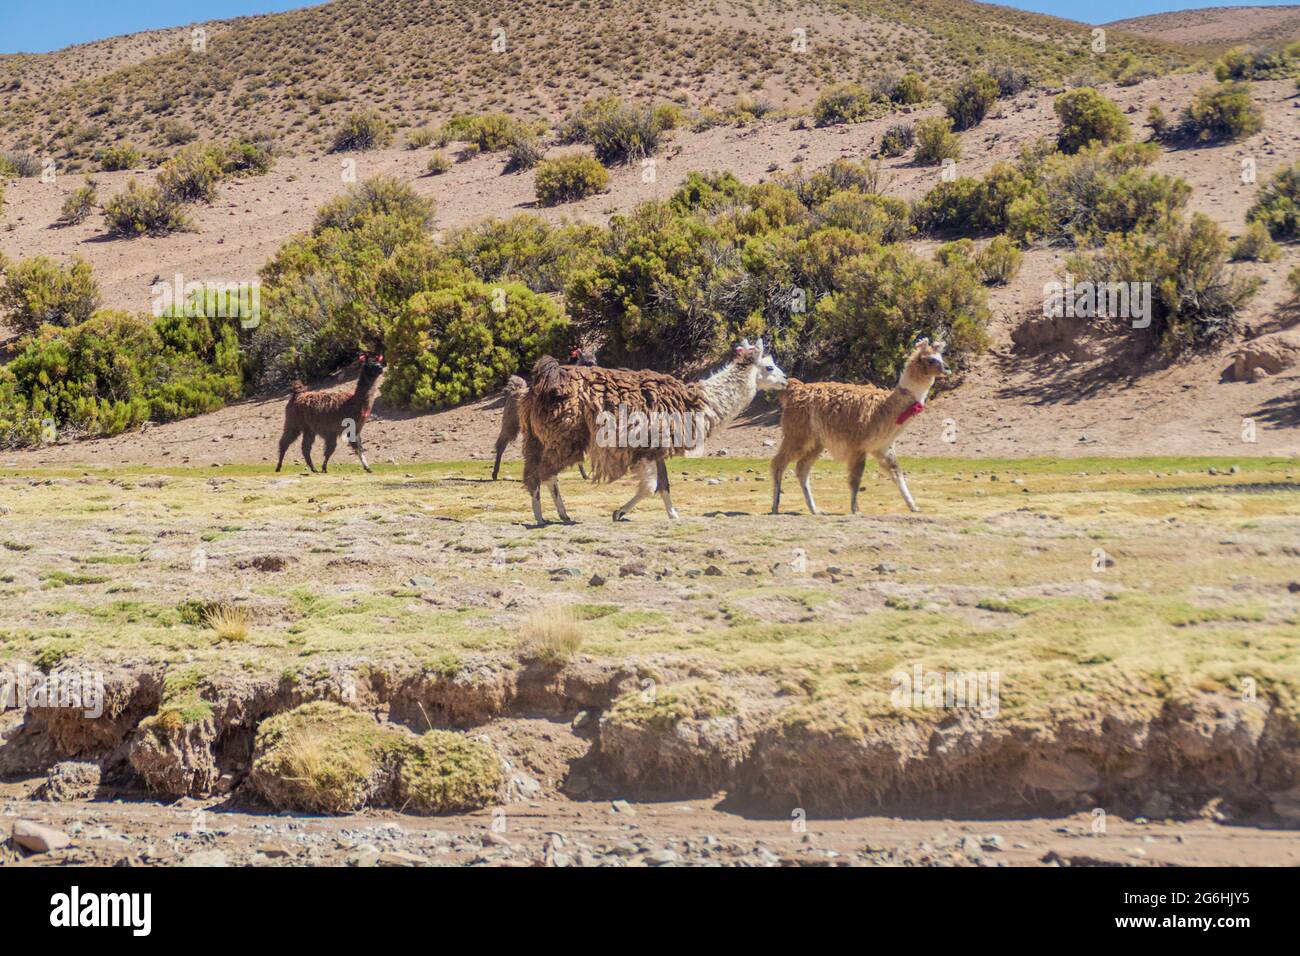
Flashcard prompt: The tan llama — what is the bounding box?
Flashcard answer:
[770,338,948,514]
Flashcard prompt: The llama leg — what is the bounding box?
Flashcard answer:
[276,424,301,472]
[578,461,589,481]
[769,439,800,514]
[796,446,823,515]
[321,434,338,473]
[547,479,572,523]
[847,454,867,515]
[530,488,546,524]
[492,433,510,480]
[301,430,317,473]
[613,461,655,521]
[351,433,372,473]
[878,448,919,512]
[656,459,679,519]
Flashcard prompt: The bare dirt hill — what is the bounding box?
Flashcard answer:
[1107,5,1300,54]
[0,0,1189,163]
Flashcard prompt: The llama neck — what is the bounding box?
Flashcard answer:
[897,367,935,406]
[351,373,382,415]
[696,360,758,437]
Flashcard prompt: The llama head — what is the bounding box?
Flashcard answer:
[900,337,948,392]
[358,352,387,384]
[570,346,598,367]
[735,338,787,391]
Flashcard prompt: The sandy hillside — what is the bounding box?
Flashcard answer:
[3,72,1297,467]
[1108,5,1300,53]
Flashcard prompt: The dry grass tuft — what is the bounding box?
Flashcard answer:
[203,603,251,642]
[519,605,585,663]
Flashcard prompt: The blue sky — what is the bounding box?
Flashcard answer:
[0,0,1294,54]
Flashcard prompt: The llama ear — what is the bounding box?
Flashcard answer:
[754,337,765,355]
[913,336,929,349]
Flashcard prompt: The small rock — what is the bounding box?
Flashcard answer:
[588,573,606,587]
[646,849,679,865]
[181,849,229,867]
[11,820,71,854]
[378,851,428,867]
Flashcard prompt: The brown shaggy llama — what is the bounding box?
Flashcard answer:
[492,347,596,481]
[275,353,386,473]
[519,338,787,524]
[771,338,948,514]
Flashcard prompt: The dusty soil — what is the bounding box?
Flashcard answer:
[5,780,1297,867]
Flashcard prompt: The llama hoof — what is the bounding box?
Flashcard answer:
[612,510,627,522]
[666,509,680,520]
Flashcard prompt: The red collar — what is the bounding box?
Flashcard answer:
[896,401,924,426]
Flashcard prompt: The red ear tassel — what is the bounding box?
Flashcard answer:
[376,354,384,363]
[570,349,580,359]
[358,353,367,363]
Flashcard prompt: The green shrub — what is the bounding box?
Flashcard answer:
[1289,265,1300,299]
[781,159,883,207]
[312,176,436,233]
[102,181,190,236]
[1229,222,1281,262]
[669,171,749,214]
[1054,88,1130,153]
[504,135,544,173]
[444,215,600,294]
[157,144,225,202]
[1182,83,1264,143]
[1215,44,1300,81]
[1067,213,1258,351]
[911,162,1037,237]
[1246,161,1300,240]
[944,71,1000,131]
[425,152,452,175]
[1006,142,1186,245]
[812,191,910,243]
[990,64,1032,97]
[878,123,914,158]
[890,72,929,105]
[1147,105,1168,139]
[0,151,41,177]
[96,143,142,171]
[0,255,100,333]
[406,127,436,149]
[442,113,540,153]
[976,235,1023,285]
[383,281,569,409]
[58,180,98,225]
[813,83,885,126]
[219,141,275,177]
[534,154,608,205]
[330,110,394,152]
[251,188,457,385]
[913,116,961,165]
[0,309,242,443]
[565,201,746,366]
[811,243,990,384]
[585,101,663,165]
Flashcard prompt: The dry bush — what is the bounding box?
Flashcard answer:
[519,605,585,663]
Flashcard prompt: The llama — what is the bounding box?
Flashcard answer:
[520,338,787,524]
[275,353,386,474]
[770,338,947,515]
[492,348,596,481]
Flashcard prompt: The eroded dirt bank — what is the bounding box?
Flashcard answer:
[2,655,1298,868]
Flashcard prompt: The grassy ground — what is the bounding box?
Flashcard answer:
[2,455,1298,727]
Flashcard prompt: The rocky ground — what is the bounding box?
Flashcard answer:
[7,784,1300,867]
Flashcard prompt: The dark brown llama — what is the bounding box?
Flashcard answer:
[275,353,386,474]
[492,347,596,481]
